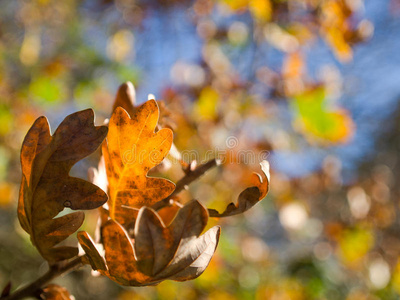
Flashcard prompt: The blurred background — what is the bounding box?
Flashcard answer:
[1,0,400,299]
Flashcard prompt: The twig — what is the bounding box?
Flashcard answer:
[152,158,220,211]
[2,256,84,300]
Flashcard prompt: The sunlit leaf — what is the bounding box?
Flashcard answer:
[103,100,175,226]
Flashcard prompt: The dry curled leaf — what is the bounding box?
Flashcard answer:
[208,161,270,217]
[78,200,220,286]
[18,110,108,262]
[40,284,72,300]
[102,100,175,226]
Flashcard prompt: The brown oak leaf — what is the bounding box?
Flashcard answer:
[18,109,108,262]
[78,200,220,286]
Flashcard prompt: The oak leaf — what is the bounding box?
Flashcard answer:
[18,109,108,262]
[102,100,175,226]
[78,200,220,286]
[208,161,270,217]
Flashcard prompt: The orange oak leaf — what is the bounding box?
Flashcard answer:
[208,161,270,217]
[18,110,108,262]
[78,200,220,286]
[102,100,175,226]
[40,284,72,300]
[111,82,184,170]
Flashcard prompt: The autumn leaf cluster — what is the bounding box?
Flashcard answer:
[15,82,269,297]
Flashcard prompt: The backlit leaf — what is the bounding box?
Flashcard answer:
[103,100,175,226]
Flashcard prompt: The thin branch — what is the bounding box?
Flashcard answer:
[2,256,84,300]
[152,158,220,211]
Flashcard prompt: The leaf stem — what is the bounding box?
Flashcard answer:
[152,158,220,210]
[1,256,84,300]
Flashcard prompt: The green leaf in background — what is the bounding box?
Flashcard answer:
[73,81,97,108]
[114,65,140,85]
[0,106,13,136]
[0,146,9,182]
[29,75,67,106]
[291,87,354,145]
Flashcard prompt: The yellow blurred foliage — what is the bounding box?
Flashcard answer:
[195,256,221,287]
[283,52,305,96]
[20,29,41,66]
[256,279,306,300]
[324,27,353,62]
[208,290,238,300]
[249,0,272,22]
[337,228,374,268]
[118,290,148,300]
[391,259,400,295]
[0,109,13,136]
[157,281,197,300]
[193,87,219,120]
[346,289,375,300]
[320,0,354,62]
[221,0,249,11]
[221,0,271,22]
[107,30,135,62]
[0,182,13,206]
